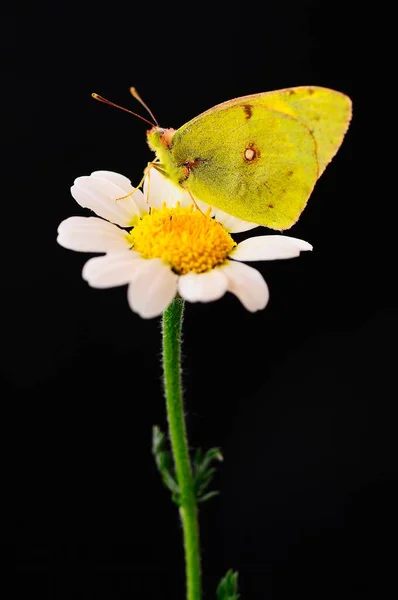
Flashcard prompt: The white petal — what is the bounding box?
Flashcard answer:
[178,269,228,303]
[193,199,259,233]
[143,168,192,209]
[213,210,259,233]
[91,171,149,217]
[127,259,178,318]
[222,261,269,312]
[90,170,134,192]
[231,235,313,261]
[71,175,140,226]
[82,252,142,288]
[57,217,131,252]
[91,170,149,217]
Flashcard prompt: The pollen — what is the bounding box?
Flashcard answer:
[128,204,236,274]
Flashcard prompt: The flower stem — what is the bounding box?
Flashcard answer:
[162,297,201,600]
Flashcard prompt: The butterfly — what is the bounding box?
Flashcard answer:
[94,86,352,229]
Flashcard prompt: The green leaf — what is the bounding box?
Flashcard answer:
[152,426,180,501]
[194,447,203,466]
[197,490,220,504]
[217,569,240,600]
[192,446,223,503]
[153,432,223,505]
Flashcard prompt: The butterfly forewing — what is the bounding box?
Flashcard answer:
[180,86,352,178]
[172,104,318,229]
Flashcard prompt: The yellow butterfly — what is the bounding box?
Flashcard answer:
[95,86,352,229]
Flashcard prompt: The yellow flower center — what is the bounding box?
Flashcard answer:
[128,204,236,274]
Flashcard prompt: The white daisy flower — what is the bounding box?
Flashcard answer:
[57,169,312,319]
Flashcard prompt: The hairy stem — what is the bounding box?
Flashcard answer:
[162,298,201,600]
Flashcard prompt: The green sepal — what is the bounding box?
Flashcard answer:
[216,569,240,600]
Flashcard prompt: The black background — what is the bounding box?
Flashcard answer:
[2,1,396,598]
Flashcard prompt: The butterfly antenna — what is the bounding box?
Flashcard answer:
[91,93,156,127]
[130,87,159,126]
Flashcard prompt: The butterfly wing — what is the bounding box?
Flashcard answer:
[171,104,318,229]
[181,86,352,178]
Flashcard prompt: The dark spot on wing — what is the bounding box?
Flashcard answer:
[308,88,315,95]
[243,142,261,162]
[243,104,253,119]
[268,204,274,209]
[286,170,294,177]
[288,89,296,96]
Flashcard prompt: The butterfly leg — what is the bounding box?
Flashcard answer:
[182,185,207,217]
[115,170,146,201]
[142,161,169,204]
[115,161,163,202]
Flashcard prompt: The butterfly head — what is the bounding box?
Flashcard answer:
[147,127,175,152]
[147,126,189,187]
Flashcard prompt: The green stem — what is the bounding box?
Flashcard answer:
[162,297,201,600]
